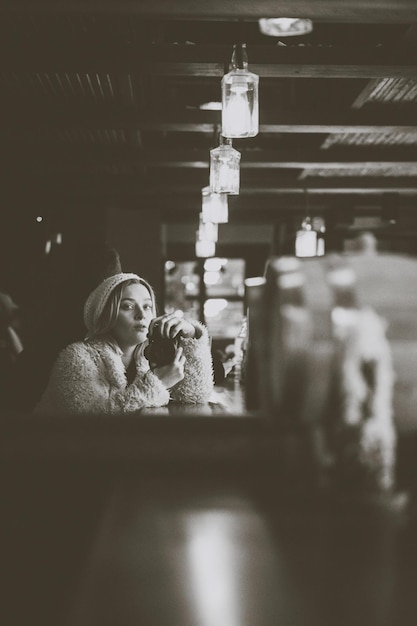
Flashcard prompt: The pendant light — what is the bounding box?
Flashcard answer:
[295,217,326,257]
[201,186,229,224]
[295,216,317,258]
[221,43,259,138]
[195,237,216,258]
[198,213,218,243]
[196,240,216,258]
[295,191,325,257]
[210,136,241,195]
[196,213,217,258]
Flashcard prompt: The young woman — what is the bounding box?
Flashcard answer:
[34,273,214,414]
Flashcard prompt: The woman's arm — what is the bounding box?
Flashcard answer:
[146,314,214,404]
[35,342,171,415]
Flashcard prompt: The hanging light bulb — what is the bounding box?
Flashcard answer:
[295,216,318,258]
[210,136,241,195]
[221,43,259,138]
[201,186,229,224]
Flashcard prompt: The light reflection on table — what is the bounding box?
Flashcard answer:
[68,486,299,626]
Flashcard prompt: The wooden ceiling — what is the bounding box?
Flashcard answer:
[1,0,417,227]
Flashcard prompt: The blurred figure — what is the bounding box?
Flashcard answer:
[0,291,24,408]
[4,241,122,412]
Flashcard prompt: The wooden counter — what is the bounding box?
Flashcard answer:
[1,412,417,626]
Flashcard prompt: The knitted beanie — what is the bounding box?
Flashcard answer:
[83,272,155,336]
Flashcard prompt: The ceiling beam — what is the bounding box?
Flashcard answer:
[157,198,417,216]
[4,145,417,170]
[148,45,417,80]
[136,149,417,170]
[4,45,417,79]
[4,176,417,196]
[141,110,417,133]
[4,108,417,133]
[151,63,417,81]
[10,150,417,171]
[1,1,417,23]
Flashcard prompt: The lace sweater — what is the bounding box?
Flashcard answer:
[34,325,214,415]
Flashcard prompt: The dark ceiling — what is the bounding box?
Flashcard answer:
[1,0,417,231]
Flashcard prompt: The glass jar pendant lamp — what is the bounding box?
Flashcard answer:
[196,239,216,258]
[295,216,318,258]
[198,213,218,243]
[201,186,229,224]
[196,212,218,258]
[210,136,241,195]
[221,43,259,138]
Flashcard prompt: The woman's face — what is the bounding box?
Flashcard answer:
[111,282,154,350]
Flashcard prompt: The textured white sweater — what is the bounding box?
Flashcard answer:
[34,326,214,415]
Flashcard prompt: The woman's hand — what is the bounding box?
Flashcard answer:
[148,313,198,341]
[152,345,186,389]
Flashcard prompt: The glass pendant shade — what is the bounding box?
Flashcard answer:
[295,217,317,258]
[209,137,240,195]
[196,238,216,258]
[201,186,229,224]
[221,44,259,138]
[198,214,218,242]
